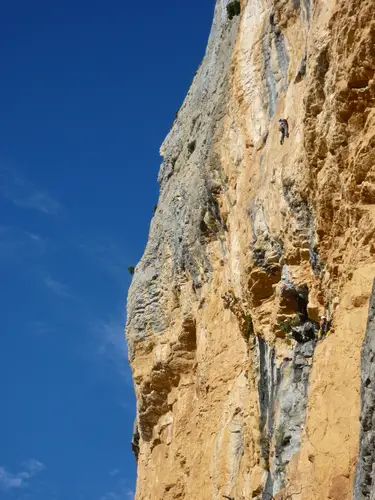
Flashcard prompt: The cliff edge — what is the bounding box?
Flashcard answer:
[126,0,375,498]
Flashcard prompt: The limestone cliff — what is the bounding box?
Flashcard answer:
[126,0,375,498]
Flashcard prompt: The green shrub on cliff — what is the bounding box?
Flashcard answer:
[227,0,241,20]
[278,315,300,334]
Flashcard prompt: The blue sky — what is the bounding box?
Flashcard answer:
[0,1,215,499]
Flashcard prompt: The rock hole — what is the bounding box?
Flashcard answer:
[187,140,196,155]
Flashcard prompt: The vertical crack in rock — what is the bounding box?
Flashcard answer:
[256,280,317,498]
[353,279,375,500]
[262,27,278,119]
[257,337,279,498]
[262,12,290,118]
[272,340,315,493]
[300,0,311,23]
[270,14,290,90]
[257,337,317,498]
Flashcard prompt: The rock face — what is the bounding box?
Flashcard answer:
[354,280,375,500]
[126,0,375,498]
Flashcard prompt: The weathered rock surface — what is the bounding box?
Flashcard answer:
[354,280,375,500]
[126,0,375,498]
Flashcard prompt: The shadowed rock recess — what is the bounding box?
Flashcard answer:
[126,0,375,498]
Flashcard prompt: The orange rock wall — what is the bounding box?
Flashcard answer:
[126,0,375,498]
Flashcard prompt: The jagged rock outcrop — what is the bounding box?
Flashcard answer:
[126,0,375,498]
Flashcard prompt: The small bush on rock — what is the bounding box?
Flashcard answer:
[278,315,300,334]
[187,140,196,155]
[244,314,254,340]
[227,0,241,20]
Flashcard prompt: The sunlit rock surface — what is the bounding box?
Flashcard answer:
[126,0,375,498]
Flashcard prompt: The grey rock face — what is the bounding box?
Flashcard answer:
[126,1,240,356]
[291,321,316,343]
[353,279,375,500]
[256,337,278,498]
[255,336,316,498]
[272,340,315,493]
[261,11,290,119]
[257,338,278,450]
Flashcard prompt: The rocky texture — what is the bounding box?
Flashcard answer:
[126,0,375,498]
[354,280,375,500]
[255,336,316,498]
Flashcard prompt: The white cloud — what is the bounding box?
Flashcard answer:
[109,469,120,477]
[77,236,130,289]
[0,460,45,491]
[94,317,128,372]
[25,232,42,242]
[101,486,134,500]
[22,459,45,476]
[94,243,129,287]
[0,167,62,215]
[44,275,76,299]
[0,227,47,255]
[0,468,23,489]
[29,320,53,336]
[90,315,133,385]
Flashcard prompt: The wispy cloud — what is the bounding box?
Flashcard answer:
[109,469,120,477]
[0,167,62,215]
[22,460,45,476]
[0,460,45,491]
[94,243,130,287]
[77,236,131,289]
[0,468,23,489]
[92,318,129,377]
[29,320,53,337]
[25,232,43,242]
[91,314,132,384]
[0,227,46,262]
[100,480,134,500]
[44,275,76,299]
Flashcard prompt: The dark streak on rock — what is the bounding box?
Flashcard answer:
[353,279,375,499]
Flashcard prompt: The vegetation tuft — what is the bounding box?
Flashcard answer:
[243,314,254,340]
[187,140,196,155]
[227,0,241,20]
[259,434,270,471]
[278,315,300,334]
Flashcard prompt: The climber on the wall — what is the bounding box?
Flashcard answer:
[279,118,289,145]
[317,315,331,340]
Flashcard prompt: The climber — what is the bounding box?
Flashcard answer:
[279,118,289,145]
[317,315,330,340]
